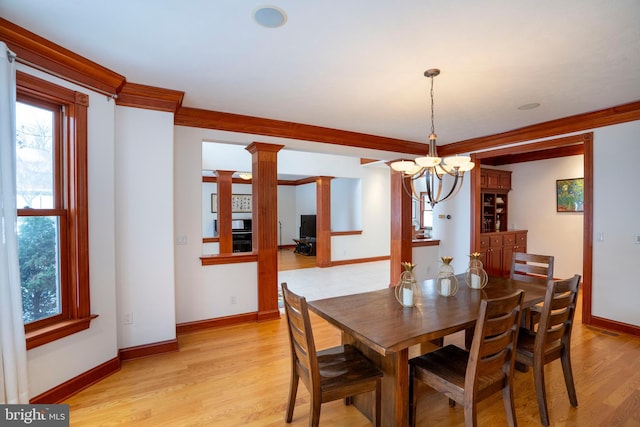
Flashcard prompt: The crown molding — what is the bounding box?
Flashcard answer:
[116,82,184,112]
[439,101,640,156]
[175,107,428,155]
[0,17,125,95]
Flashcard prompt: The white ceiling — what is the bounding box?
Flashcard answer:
[2,0,639,158]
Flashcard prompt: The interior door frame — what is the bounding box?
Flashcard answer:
[468,133,594,326]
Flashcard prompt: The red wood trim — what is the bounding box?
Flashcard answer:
[588,316,640,338]
[30,357,120,404]
[257,309,281,322]
[200,253,258,265]
[203,237,219,243]
[17,71,78,103]
[115,82,184,112]
[1,18,125,95]
[176,312,258,334]
[440,101,640,156]
[470,155,481,253]
[390,171,413,286]
[412,239,440,247]
[483,145,584,166]
[216,170,234,254]
[175,107,428,154]
[360,158,380,164]
[581,134,594,325]
[246,142,283,320]
[202,176,254,184]
[331,230,363,236]
[118,339,179,361]
[25,316,98,350]
[329,255,390,267]
[316,177,332,267]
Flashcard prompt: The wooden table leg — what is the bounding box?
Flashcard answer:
[343,332,409,426]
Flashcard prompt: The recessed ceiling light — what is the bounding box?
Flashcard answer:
[254,6,287,28]
[518,102,541,110]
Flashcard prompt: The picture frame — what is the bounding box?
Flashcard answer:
[231,194,252,212]
[556,178,584,212]
[211,193,217,213]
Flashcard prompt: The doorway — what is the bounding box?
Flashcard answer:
[469,133,593,324]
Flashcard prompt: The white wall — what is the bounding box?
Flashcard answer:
[278,185,297,245]
[19,65,119,398]
[439,122,640,328]
[331,166,391,261]
[115,106,176,349]
[175,126,392,324]
[331,178,362,231]
[592,121,640,326]
[430,173,473,275]
[508,155,584,279]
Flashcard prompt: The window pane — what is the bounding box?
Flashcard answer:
[17,216,61,323]
[16,102,54,209]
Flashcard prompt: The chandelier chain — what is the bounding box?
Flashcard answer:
[430,74,435,137]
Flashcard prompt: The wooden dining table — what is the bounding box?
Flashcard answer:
[307,274,546,426]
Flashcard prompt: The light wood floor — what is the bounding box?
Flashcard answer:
[278,247,316,271]
[65,286,640,426]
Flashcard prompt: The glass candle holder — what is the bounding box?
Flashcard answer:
[465,253,488,289]
[436,256,458,297]
[395,262,420,307]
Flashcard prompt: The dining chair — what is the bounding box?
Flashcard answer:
[281,282,383,427]
[515,274,581,426]
[510,252,554,330]
[409,290,524,427]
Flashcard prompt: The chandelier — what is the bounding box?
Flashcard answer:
[391,69,474,207]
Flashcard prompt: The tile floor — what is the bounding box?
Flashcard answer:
[278,260,390,302]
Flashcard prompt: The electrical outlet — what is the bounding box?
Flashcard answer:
[635,234,640,245]
[230,296,237,304]
[123,312,133,325]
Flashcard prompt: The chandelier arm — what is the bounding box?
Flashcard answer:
[425,169,445,207]
[438,172,464,203]
[433,173,443,204]
[400,173,421,202]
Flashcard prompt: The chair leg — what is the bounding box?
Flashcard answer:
[409,366,417,427]
[502,383,517,427]
[533,360,550,426]
[374,378,382,427]
[310,392,321,427]
[560,347,578,407]
[463,402,478,427]
[285,372,298,422]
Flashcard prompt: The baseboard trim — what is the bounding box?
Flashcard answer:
[119,339,179,361]
[588,316,640,337]
[176,312,258,334]
[330,255,390,267]
[30,357,121,404]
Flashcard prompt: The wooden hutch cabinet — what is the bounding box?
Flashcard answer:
[479,231,527,277]
[478,168,527,277]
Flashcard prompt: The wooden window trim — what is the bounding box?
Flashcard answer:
[17,71,95,350]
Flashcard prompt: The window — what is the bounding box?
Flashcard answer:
[420,192,433,237]
[16,72,93,349]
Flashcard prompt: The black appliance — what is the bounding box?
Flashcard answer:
[299,214,316,239]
